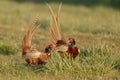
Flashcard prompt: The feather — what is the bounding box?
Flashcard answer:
[46,3,66,44]
[67,46,79,59]
[22,18,39,54]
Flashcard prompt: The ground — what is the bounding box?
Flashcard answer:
[0,0,120,80]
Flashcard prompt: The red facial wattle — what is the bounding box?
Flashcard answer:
[49,44,54,49]
[68,38,74,43]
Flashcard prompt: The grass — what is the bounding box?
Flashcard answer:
[0,0,120,80]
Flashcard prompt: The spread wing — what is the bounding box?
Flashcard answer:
[22,18,39,54]
[46,3,66,45]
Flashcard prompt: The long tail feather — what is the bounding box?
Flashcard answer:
[46,3,61,39]
[22,18,39,55]
[47,3,66,44]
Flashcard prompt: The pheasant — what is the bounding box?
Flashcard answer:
[22,20,54,65]
[47,3,80,59]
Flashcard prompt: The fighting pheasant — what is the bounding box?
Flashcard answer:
[47,3,80,59]
[22,19,54,65]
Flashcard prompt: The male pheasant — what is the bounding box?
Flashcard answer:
[22,20,54,65]
[47,3,80,59]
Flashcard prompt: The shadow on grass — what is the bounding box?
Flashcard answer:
[24,64,49,72]
[0,44,17,55]
[113,59,120,72]
[12,0,120,9]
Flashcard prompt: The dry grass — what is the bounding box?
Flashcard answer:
[0,0,120,80]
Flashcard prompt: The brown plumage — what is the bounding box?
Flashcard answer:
[22,19,54,65]
[47,3,80,59]
[67,38,79,58]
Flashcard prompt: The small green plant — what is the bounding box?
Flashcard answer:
[113,58,120,71]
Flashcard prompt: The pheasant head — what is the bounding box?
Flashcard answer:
[45,44,55,53]
[68,38,76,47]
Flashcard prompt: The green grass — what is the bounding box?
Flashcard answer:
[0,0,120,80]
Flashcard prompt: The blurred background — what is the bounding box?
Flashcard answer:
[0,0,120,79]
[13,0,120,9]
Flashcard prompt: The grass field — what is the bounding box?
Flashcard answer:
[0,0,120,80]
